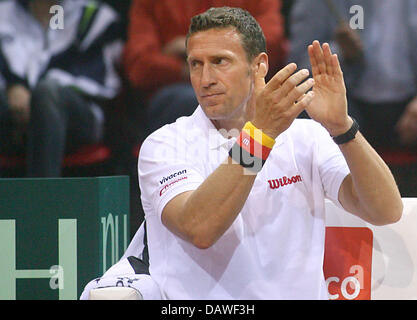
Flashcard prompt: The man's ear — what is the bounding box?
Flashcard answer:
[253,52,269,78]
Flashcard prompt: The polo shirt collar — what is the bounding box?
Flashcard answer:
[191,106,233,150]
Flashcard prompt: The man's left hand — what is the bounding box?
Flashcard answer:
[306,40,352,136]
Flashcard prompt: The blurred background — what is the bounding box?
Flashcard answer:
[0,0,415,240]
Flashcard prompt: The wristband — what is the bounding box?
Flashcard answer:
[243,121,276,149]
[332,118,359,145]
[238,130,273,160]
[229,122,276,173]
[229,143,265,173]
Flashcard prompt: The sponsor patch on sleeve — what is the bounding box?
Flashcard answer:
[159,170,188,196]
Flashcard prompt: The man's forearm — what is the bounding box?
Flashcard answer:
[173,158,256,249]
[338,132,403,225]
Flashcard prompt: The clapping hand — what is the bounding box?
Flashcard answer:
[306,40,352,136]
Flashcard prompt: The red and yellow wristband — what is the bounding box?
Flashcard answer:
[239,122,275,160]
[229,121,276,173]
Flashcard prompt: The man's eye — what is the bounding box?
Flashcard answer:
[190,60,201,69]
[214,58,224,64]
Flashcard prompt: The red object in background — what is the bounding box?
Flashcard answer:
[324,227,373,300]
[0,144,111,169]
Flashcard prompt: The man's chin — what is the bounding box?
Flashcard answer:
[200,104,224,119]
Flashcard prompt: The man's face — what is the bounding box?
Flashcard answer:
[186,27,255,121]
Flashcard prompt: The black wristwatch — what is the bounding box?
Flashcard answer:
[332,118,359,145]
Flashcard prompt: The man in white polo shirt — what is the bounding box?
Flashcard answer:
[138,7,403,299]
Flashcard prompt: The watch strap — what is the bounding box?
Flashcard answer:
[332,118,359,145]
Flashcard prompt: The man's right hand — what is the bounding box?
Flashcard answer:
[251,62,315,139]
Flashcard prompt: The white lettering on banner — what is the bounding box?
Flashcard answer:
[341,277,361,300]
[101,213,128,273]
[326,277,340,300]
[0,219,77,300]
[326,264,364,300]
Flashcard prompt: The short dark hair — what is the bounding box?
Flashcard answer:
[186,7,266,62]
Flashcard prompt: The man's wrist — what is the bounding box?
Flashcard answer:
[250,120,280,140]
[228,122,276,173]
[331,117,359,145]
[327,116,353,137]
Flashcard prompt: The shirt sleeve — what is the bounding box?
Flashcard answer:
[313,122,350,208]
[138,128,205,219]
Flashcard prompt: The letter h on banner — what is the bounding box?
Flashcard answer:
[0,219,77,300]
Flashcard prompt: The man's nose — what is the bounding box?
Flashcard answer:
[201,64,216,88]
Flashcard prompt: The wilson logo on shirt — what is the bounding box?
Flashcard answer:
[268,175,302,189]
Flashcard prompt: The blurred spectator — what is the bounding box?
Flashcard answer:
[281,0,296,38]
[123,0,288,134]
[288,0,417,151]
[0,0,123,177]
[100,0,131,40]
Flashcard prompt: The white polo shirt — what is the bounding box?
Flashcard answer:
[138,106,350,300]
